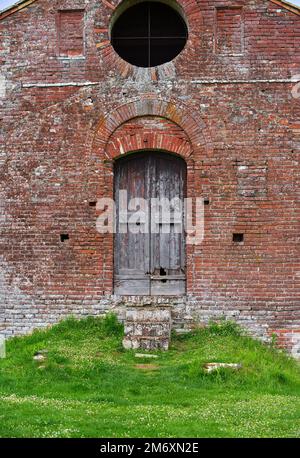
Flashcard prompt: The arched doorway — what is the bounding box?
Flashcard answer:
[114,151,186,295]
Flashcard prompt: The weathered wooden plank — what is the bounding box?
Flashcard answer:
[114,279,150,295]
[150,280,186,296]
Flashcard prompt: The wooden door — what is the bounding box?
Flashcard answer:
[114,152,186,295]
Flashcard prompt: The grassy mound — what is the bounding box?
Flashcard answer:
[0,315,299,438]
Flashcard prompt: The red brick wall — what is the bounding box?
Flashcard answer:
[0,0,299,355]
[57,10,85,58]
[215,6,244,55]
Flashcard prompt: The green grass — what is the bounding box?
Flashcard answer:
[0,314,299,438]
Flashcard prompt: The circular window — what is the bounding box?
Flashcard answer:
[111,1,188,68]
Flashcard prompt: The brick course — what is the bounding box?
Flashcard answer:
[0,0,299,356]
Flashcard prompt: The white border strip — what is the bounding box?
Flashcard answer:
[22,81,100,88]
[191,79,298,84]
[21,79,300,88]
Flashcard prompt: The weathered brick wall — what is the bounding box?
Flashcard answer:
[0,0,299,356]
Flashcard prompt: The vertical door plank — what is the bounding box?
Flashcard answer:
[114,154,150,294]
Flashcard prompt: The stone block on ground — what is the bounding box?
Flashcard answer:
[203,362,242,373]
[123,306,171,351]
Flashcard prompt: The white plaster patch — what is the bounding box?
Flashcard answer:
[0,74,6,98]
[0,335,5,358]
[288,332,300,359]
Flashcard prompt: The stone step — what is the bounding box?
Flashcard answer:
[123,306,171,351]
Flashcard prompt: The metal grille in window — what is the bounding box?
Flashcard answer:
[111,2,188,67]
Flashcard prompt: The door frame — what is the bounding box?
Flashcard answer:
[113,149,187,296]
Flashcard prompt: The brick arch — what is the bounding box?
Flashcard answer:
[106,116,193,159]
[93,96,212,159]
